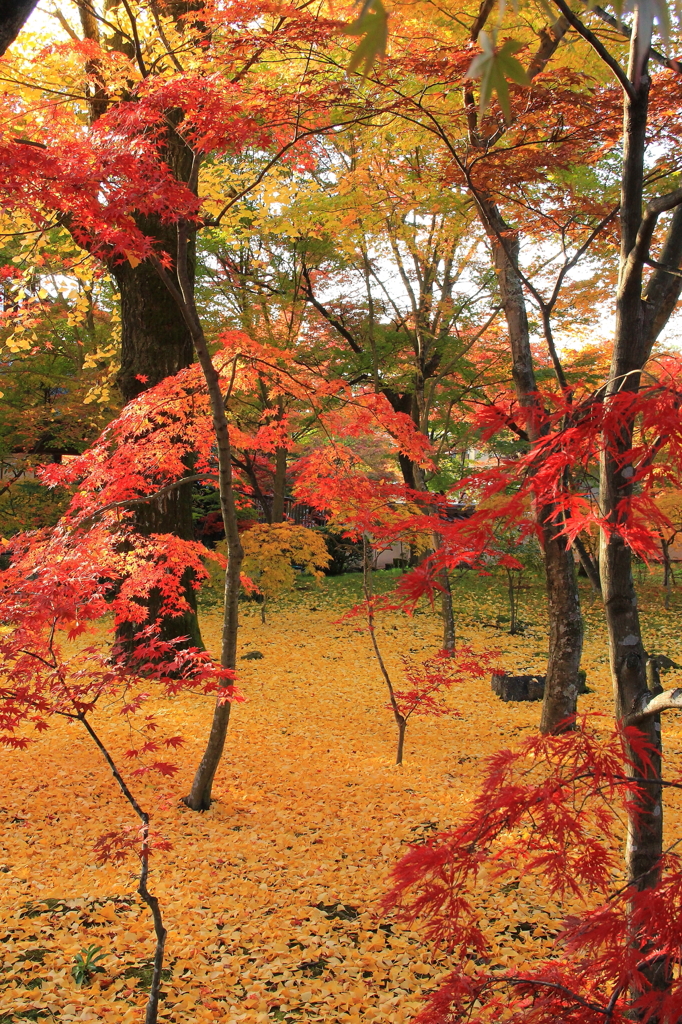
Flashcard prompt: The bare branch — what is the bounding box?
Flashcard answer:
[628,687,682,723]
[624,186,682,285]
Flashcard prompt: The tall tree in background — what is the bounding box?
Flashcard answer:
[288,133,501,650]
[371,0,682,1001]
[352,7,633,731]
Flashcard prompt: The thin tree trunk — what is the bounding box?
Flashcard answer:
[79,714,167,1024]
[476,195,584,732]
[363,537,407,765]
[439,568,456,653]
[393,437,458,654]
[506,568,517,634]
[661,538,671,609]
[540,517,584,731]
[434,531,455,653]
[271,447,287,524]
[572,532,602,594]
[153,214,243,811]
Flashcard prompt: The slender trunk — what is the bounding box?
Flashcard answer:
[396,718,406,766]
[597,45,669,1012]
[439,568,456,653]
[506,568,517,634]
[435,531,455,653]
[540,518,584,731]
[271,446,287,524]
[572,532,602,594]
[661,538,671,608]
[477,196,584,732]
[139,825,168,1024]
[391,419,458,653]
[363,538,407,765]
[153,217,243,811]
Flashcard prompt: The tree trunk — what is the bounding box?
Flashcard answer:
[111,143,203,649]
[540,517,584,731]
[439,567,456,653]
[388,397,458,652]
[572,532,601,594]
[476,195,584,732]
[0,0,37,57]
[113,230,195,405]
[116,482,202,649]
[598,55,666,919]
[661,538,672,609]
[271,447,287,524]
[153,221,244,812]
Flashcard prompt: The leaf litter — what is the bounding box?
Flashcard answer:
[2,570,682,1023]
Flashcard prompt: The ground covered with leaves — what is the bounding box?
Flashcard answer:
[2,568,682,1023]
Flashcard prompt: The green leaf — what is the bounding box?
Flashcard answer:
[344,0,388,76]
[467,31,530,123]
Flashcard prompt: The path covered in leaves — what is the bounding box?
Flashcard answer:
[2,572,682,1023]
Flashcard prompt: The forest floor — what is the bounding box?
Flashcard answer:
[3,566,682,1024]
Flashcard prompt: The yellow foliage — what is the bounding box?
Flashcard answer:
[241,523,330,604]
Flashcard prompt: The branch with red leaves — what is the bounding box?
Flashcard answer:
[385,717,682,1024]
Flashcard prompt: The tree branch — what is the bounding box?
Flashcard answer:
[628,687,682,723]
[550,0,636,99]
[623,186,682,289]
[300,261,364,354]
[582,3,681,74]
[79,474,217,527]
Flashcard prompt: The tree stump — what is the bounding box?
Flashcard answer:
[491,672,546,702]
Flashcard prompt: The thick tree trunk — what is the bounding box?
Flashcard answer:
[590,29,682,1010]
[113,235,195,405]
[116,482,203,649]
[0,0,37,56]
[111,142,203,649]
[598,56,666,921]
